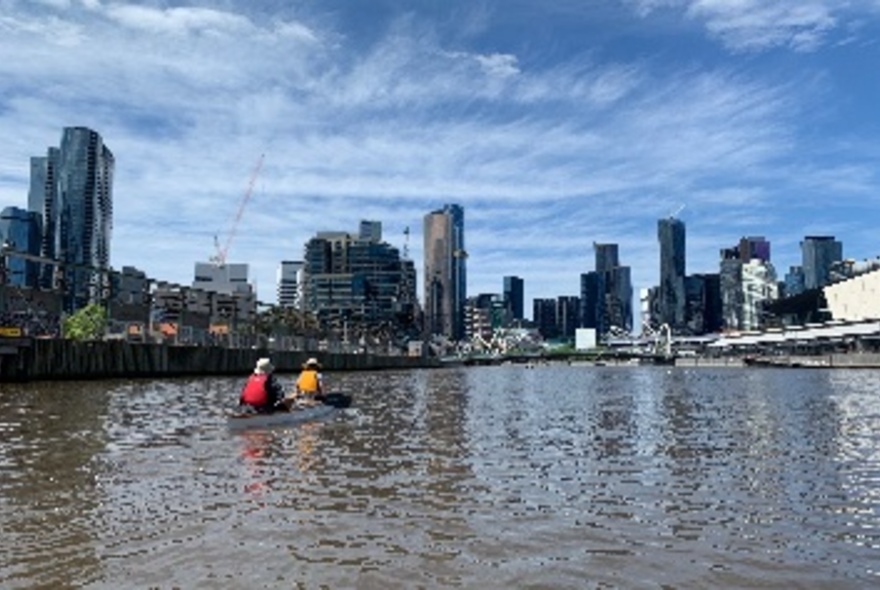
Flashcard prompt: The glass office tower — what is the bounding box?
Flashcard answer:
[0,206,41,287]
[801,236,843,290]
[503,275,524,322]
[657,217,686,331]
[583,243,633,336]
[29,127,114,311]
[423,204,466,341]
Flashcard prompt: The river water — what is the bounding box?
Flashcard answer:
[1,365,879,589]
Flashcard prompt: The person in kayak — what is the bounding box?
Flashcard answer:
[289,357,324,405]
[239,357,285,413]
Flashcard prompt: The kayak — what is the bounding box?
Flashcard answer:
[226,392,352,431]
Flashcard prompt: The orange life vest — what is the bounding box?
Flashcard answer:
[297,369,320,393]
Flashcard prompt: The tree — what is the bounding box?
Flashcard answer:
[64,304,107,341]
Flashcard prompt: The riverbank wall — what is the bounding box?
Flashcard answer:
[674,357,746,368]
[0,339,438,382]
[744,352,880,368]
[674,352,880,369]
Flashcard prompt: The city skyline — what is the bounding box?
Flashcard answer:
[1,1,880,309]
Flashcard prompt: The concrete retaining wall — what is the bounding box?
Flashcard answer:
[830,352,880,368]
[674,357,746,368]
[743,353,880,368]
[0,339,436,382]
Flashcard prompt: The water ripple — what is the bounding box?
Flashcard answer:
[1,368,879,588]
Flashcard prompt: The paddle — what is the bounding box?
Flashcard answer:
[315,392,352,409]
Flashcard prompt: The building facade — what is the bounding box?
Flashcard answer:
[824,267,880,321]
[741,259,779,329]
[28,127,114,311]
[302,224,418,339]
[784,265,806,297]
[580,243,633,338]
[0,206,41,287]
[503,275,524,322]
[801,235,843,290]
[465,293,508,347]
[657,217,686,332]
[557,295,580,340]
[580,272,600,331]
[532,297,558,340]
[191,261,257,331]
[684,273,722,335]
[423,204,466,341]
[719,244,778,331]
[593,242,632,336]
[277,260,304,308]
[738,236,771,263]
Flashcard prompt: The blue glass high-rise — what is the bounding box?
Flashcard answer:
[657,217,686,331]
[29,127,114,311]
[801,236,843,290]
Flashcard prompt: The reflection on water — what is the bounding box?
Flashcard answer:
[1,367,879,588]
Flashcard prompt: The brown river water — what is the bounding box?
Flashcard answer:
[1,365,879,589]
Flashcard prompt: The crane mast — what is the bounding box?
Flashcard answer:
[212,153,265,267]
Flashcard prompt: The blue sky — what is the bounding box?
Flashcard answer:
[2,0,880,314]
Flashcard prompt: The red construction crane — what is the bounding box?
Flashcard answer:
[212,153,265,267]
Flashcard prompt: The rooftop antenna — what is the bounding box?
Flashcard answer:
[670,203,686,218]
[403,226,410,259]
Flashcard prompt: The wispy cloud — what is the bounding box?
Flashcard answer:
[626,0,846,52]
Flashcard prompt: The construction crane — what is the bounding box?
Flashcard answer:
[211,153,265,267]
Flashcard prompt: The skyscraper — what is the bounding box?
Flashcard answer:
[503,275,524,321]
[784,265,806,297]
[0,206,41,287]
[557,295,580,339]
[584,242,633,336]
[738,236,771,263]
[719,243,777,331]
[29,127,114,311]
[532,297,558,340]
[801,236,843,290]
[423,204,466,341]
[277,260,304,308]
[657,217,686,331]
[594,243,619,273]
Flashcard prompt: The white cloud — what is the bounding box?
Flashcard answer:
[627,0,842,51]
[102,5,253,37]
[688,0,837,52]
[475,53,520,78]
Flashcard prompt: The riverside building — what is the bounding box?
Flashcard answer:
[28,127,115,312]
[801,235,843,290]
[302,221,418,340]
[580,242,634,338]
[277,260,304,309]
[657,216,686,332]
[423,204,466,341]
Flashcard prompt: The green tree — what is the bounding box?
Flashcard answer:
[64,304,108,341]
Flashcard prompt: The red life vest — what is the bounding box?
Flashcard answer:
[240,374,270,407]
